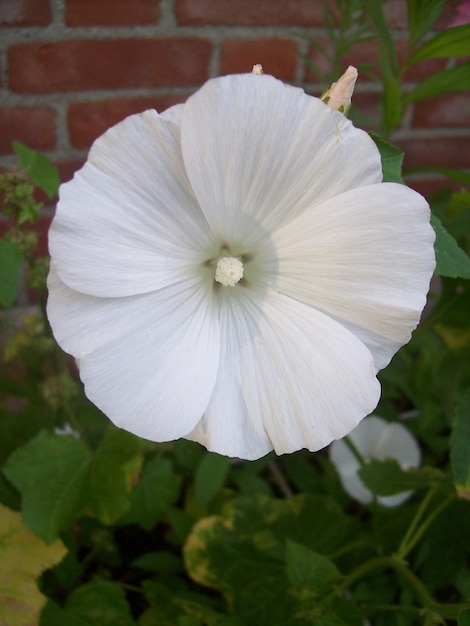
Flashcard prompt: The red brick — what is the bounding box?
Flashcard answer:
[396,136,470,170]
[0,0,51,26]
[383,0,408,29]
[0,107,56,155]
[176,0,323,26]
[349,92,382,131]
[413,93,470,128]
[9,39,212,94]
[66,0,159,26]
[305,39,379,84]
[221,39,298,81]
[57,159,86,183]
[405,176,466,198]
[68,95,188,149]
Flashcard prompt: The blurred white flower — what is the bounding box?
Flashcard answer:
[53,423,80,439]
[329,415,421,507]
[47,73,435,460]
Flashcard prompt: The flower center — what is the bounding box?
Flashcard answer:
[214,256,244,287]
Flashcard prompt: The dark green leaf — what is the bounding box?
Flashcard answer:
[119,457,180,530]
[405,64,470,104]
[459,608,470,626]
[40,601,87,626]
[0,239,24,307]
[13,141,60,198]
[359,459,450,495]
[3,431,90,543]
[66,579,135,626]
[370,133,404,183]
[451,390,470,500]
[286,541,341,596]
[132,550,183,574]
[407,24,470,65]
[194,453,231,507]
[431,214,470,279]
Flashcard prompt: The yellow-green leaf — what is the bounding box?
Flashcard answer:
[0,504,67,626]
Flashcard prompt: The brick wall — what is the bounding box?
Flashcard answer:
[0,0,469,200]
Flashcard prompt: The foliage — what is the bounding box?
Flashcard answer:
[1,1,470,624]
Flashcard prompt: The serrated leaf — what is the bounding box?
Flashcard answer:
[407,24,470,65]
[431,214,470,279]
[405,64,470,104]
[370,133,404,183]
[0,239,24,307]
[3,431,91,543]
[0,504,67,626]
[119,457,180,530]
[286,541,341,596]
[194,453,231,507]
[13,141,60,198]
[359,459,450,495]
[451,390,470,500]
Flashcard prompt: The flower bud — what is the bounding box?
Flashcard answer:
[322,65,358,114]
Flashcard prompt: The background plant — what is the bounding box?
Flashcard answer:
[1,1,470,624]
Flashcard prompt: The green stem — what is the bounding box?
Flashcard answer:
[335,555,464,620]
[398,493,455,560]
[343,436,366,466]
[397,487,436,560]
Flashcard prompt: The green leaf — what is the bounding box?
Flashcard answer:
[193,452,231,507]
[286,541,341,596]
[0,239,24,307]
[431,214,470,279]
[381,74,403,134]
[407,0,448,47]
[40,601,87,626]
[359,459,450,495]
[132,551,183,574]
[66,579,135,626]
[459,608,470,626]
[13,141,60,198]
[3,431,90,543]
[119,457,180,530]
[364,0,398,74]
[451,390,470,500]
[407,24,470,65]
[404,63,470,104]
[87,427,143,525]
[370,133,404,183]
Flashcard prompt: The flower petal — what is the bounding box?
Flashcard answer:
[180,74,382,251]
[50,109,215,297]
[187,287,380,459]
[264,182,435,370]
[47,265,220,440]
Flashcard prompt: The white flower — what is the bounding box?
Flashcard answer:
[329,415,421,507]
[47,73,435,461]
